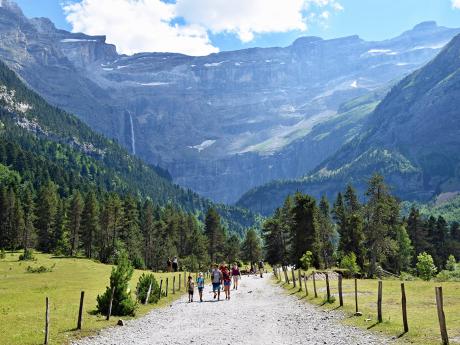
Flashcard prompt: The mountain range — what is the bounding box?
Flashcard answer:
[238,32,460,215]
[1,0,459,204]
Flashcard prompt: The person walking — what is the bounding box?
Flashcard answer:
[167,257,172,272]
[258,260,265,278]
[231,263,241,290]
[196,272,205,302]
[211,264,222,301]
[222,265,231,300]
[187,275,195,303]
[172,256,178,272]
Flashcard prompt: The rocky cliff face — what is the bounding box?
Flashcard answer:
[238,33,460,215]
[0,2,459,203]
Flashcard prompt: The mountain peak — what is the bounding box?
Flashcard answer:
[412,21,438,31]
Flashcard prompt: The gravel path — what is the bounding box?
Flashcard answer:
[73,274,389,345]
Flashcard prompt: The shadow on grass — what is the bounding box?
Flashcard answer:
[397,332,408,338]
[367,322,380,330]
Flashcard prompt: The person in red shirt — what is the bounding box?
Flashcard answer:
[222,265,232,300]
[231,263,241,290]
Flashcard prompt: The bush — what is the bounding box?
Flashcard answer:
[96,252,137,316]
[399,271,419,281]
[26,264,55,273]
[0,249,5,259]
[135,273,161,304]
[299,251,313,270]
[322,294,336,304]
[436,269,460,282]
[446,255,457,272]
[339,253,360,277]
[19,248,35,261]
[131,255,146,270]
[416,252,437,281]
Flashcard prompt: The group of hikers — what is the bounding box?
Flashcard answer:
[166,257,179,272]
[185,261,265,303]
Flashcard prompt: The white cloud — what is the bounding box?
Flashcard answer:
[175,0,308,43]
[453,0,460,9]
[63,0,218,56]
[63,0,343,56]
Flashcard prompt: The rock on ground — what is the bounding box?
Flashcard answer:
[73,274,389,345]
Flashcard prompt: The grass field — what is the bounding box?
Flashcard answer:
[0,252,188,345]
[275,269,460,345]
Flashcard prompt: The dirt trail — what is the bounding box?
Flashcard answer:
[73,274,389,345]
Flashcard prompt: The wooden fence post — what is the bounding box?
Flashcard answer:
[184,272,186,289]
[106,286,115,321]
[158,279,163,299]
[44,297,49,345]
[377,281,383,323]
[291,268,296,287]
[435,286,449,345]
[313,272,318,298]
[179,274,182,291]
[144,283,152,305]
[284,267,290,284]
[354,278,359,315]
[325,273,331,302]
[304,275,309,296]
[173,276,176,294]
[298,270,303,291]
[338,274,343,307]
[77,291,85,330]
[401,283,408,333]
[165,278,169,297]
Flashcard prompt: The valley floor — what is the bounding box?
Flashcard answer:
[73,274,388,345]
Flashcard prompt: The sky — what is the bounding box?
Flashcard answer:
[12,0,460,56]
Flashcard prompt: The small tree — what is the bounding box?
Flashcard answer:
[96,252,137,316]
[446,255,457,272]
[416,252,437,281]
[340,252,360,276]
[136,273,160,304]
[299,251,313,270]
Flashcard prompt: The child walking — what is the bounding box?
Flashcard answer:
[187,275,195,303]
[196,272,205,302]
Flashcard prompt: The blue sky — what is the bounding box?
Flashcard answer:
[13,0,460,55]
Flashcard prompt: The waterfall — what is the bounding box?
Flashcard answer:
[129,112,136,155]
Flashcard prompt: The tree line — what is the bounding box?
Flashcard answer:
[0,163,262,270]
[262,174,460,277]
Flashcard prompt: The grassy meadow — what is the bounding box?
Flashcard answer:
[275,269,460,345]
[0,252,187,345]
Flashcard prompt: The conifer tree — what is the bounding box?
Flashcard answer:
[21,186,36,250]
[241,228,262,265]
[69,191,84,256]
[35,181,58,253]
[81,191,100,258]
[317,196,335,268]
[407,207,430,263]
[204,207,226,263]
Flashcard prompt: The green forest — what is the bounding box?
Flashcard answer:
[263,174,460,281]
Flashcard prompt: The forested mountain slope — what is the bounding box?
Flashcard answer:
[238,34,460,216]
[0,60,257,233]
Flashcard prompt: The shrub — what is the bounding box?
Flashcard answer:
[26,264,55,273]
[399,271,419,281]
[0,249,5,259]
[322,294,336,304]
[135,273,160,304]
[339,253,360,277]
[436,269,460,282]
[446,255,457,272]
[131,255,146,270]
[299,251,313,270]
[416,252,437,281]
[96,252,137,316]
[19,248,35,261]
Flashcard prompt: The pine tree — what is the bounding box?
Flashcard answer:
[317,196,335,268]
[69,191,84,256]
[363,174,399,277]
[35,181,58,253]
[407,207,430,264]
[21,186,36,250]
[290,192,318,266]
[204,208,226,263]
[81,191,100,258]
[99,193,124,263]
[394,225,413,273]
[141,199,155,269]
[241,228,262,265]
[433,216,448,268]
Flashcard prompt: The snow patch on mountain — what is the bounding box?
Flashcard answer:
[188,140,216,152]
